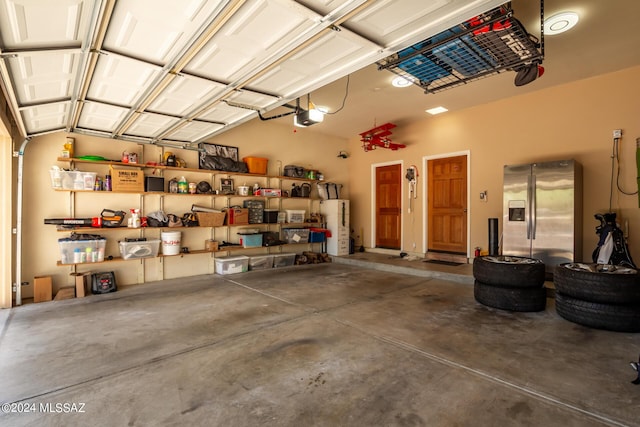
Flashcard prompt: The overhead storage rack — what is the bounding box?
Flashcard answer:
[377,4,544,93]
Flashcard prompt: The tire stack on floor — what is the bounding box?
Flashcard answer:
[553,263,640,332]
[473,256,547,312]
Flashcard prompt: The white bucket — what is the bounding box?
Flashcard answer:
[161,231,182,255]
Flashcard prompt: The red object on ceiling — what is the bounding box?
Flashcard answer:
[359,123,406,152]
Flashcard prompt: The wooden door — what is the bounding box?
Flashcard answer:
[428,155,467,254]
[375,164,402,249]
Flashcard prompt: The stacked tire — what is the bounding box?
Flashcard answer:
[473,256,547,312]
[554,263,640,332]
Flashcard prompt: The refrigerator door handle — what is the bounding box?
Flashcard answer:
[526,175,532,239]
[531,175,537,239]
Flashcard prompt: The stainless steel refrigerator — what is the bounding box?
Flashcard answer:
[503,159,583,272]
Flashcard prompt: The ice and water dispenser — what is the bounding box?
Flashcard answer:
[507,200,526,222]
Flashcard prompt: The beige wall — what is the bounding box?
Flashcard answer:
[347,65,640,262]
[19,120,348,298]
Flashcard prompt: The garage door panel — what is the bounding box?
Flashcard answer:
[347,0,449,41]
[0,0,89,48]
[248,28,379,96]
[125,112,180,138]
[148,74,226,116]
[103,0,222,64]
[88,54,162,107]
[163,120,224,143]
[77,102,129,133]
[227,89,279,109]
[21,102,70,134]
[294,0,356,16]
[197,102,255,124]
[7,52,79,104]
[126,113,178,138]
[345,0,505,48]
[185,0,320,82]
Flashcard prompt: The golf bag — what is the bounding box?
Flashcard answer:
[592,213,636,268]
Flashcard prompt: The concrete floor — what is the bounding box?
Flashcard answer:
[0,254,638,426]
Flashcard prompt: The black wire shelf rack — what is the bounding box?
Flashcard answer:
[377,4,544,94]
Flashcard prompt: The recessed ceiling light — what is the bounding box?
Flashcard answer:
[392,76,413,88]
[544,12,579,35]
[426,106,448,115]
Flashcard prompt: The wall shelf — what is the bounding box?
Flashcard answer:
[57,157,320,183]
[55,222,321,232]
[56,241,321,265]
[53,155,326,283]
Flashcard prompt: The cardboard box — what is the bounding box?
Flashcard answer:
[205,239,219,252]
[225,208,249,225]
[54,287,76,301]
[33,276,52,303]
[110,165,144,192]
[72,272,91,298]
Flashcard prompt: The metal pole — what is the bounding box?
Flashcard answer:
[14,138,30,306]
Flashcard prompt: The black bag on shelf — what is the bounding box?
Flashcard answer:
[284,165,306,178]
[200,155,248,173]
[167,214,183,227]
[147,210,169,227]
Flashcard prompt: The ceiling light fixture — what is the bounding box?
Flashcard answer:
[294,108,324,127]
[392,76,414,88]
[293,95,325,127]
[544,12,579,35]
[426,106,448,115]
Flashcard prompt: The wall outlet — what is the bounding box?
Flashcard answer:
[613,129,622,138]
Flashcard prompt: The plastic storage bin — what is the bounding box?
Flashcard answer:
[286,209,305,223]
[309,231,326,243]
[119,239,160,260]
[283,228,310,244]
[249,255,274,270]
[238,233,263,248]
[242,157,268,175]
[51,170,97,190]
[273,253,296,268]
[58,238,106,264]
[215,255,249,275]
